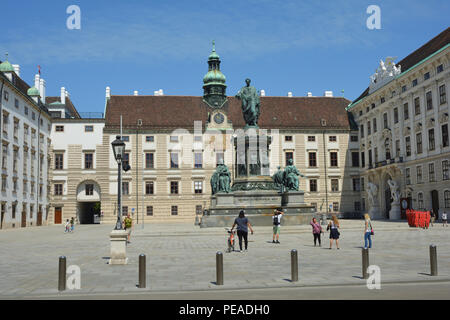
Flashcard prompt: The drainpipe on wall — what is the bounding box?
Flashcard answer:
[322,131,329,222]
[136,127,139,224]
[37,107,42,225]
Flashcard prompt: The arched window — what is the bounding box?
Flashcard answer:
[445,190,450,208]
[417,192,424,209]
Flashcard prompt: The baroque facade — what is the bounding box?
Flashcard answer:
[347,27,450,219]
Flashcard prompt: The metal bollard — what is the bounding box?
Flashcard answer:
[430,245,438,276]
[139,254,146,288]
[362,248,369,279]
[291,249,298,282]
[216,252,223,285]
[58,256,66,291]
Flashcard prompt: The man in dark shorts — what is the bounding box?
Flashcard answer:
[231,210,254,252]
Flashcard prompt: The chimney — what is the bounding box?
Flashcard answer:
[154,90,159,96]
[260,90,265,97]
[159,89,164,96]
[65,89,70,100]
[134,90,139,96]
[287,92,293,97]
[12,64,20,77]
[61,87,66,104]
[39,78,46,103]
[106,86,111,100]
[35,74,41,92]
[307,92,312,97]
[324,91,333,97]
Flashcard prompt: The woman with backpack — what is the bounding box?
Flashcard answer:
[327,215,340,249]
[272,208,284,244]
[364,213,373,249]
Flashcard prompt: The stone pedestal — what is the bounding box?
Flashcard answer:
[389,203,401,220]
[369,205,382,220]
[109,230,128,265]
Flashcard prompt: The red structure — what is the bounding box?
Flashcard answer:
[406,210,430,228]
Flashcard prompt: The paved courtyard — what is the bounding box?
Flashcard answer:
[0,219,449,299]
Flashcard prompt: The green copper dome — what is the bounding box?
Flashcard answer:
[27,86,40,97]
[208,40,220,60]
[203,70,226,84]
[203,41,227,108]
[0,60,14,72]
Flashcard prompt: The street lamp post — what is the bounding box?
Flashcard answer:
[111,135,129,230]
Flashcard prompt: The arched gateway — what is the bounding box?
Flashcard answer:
[76,180,101,224]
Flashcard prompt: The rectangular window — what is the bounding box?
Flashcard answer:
[146,206,153,216]
[84,153,93,169]
[367,121,371,135]
[122,206,128,216]
[285,152,293,166]
[331,179,339,192]
[396,140,400,157]
[439,85,447,104]
[368,149,372,167]
[194,136,202,142]
[429,163,435,182]
[443,124,449,148]
[416,166,423,184]
[285,136,293,142]
[85,125,94,132]
[418,193,424,209]
[350,135,358,142]
[360,124,364,138]
[216,152,224,167]
[85,184,94,196]
[123,153,130,167]
[403,103,409,120]
[428,129,435,151]
[309,179,317,192]
[308,152,317,167]
[307,136,315,142]
[414,97,421,115]
[416,133,422,154]
[55,154,63,170]
[424,72,430,80]
[194,153,203,168]
[330,152,338,167]
[383,113,388,129]
[54,184,63,196]
[402,85,407,93]
[394,108,399,124]
[443,160,449,180]
[412,79,418,87]
[171,206,178,216]
[122,182,129,195]
[122,136,130,142]
[55,125,64,132]
[406,168,411,185]
[361,151,365,168]
[194,181,203,194]
[405,137,411,157]
[170,136,178,143]
[426,91,433,110]
[145,153,154,169]
[170,181,179,194]
[145,181,154,195]
[353,178,360,191]
[170,152,178,168]
[333,202,339,212]
[361,177,365,191]
[329,136,337,142]
[146,136,154,142]
[196,205,203,215]
[437,64,444,73]
[351,152,359,167]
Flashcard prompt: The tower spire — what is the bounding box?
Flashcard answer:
[203,41,227,108]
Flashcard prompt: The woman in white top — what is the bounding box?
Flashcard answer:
[364,213,373,249]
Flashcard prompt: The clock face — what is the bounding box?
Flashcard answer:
[214,113,225,124]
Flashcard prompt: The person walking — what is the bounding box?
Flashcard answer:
[430,209,435,227]
[310,217,323,247]
[363,213,373,249]
[64,219,70,233]
[231,210,254,252]
[70,217,75,233]
[123,213,133,243]
[327,215,340,249]
[272,208,284,244]
[442,211,448,227]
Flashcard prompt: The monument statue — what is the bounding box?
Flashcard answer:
[367,182,378,207]
[211,164,231,195]
[235,78,261,128]
[284,159,305,191]
[272,166,285,193]
[387,179,400,203]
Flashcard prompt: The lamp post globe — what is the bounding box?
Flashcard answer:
[111,135,125,230]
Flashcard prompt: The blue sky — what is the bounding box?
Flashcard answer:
[1,0,449,114]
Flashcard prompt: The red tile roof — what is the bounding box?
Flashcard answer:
[104,95,353,131]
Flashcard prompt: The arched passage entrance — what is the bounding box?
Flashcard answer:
[76,180,101,224]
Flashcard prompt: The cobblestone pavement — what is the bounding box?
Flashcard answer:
[0,220,449,298]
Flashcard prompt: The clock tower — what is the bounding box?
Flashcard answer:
[202,41,227,108]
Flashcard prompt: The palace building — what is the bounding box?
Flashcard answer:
[347,27,450,219]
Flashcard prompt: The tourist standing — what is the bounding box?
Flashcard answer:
[123,213,133,243]
[70,217,75,233]
[363,213,373,249]
[327,215,340,249]
[231,210,254,252]
[442,211,448,227]
[310,217,323,247]
[272,208,284,244]
[430,209,436,227]
[64,219,70,233]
